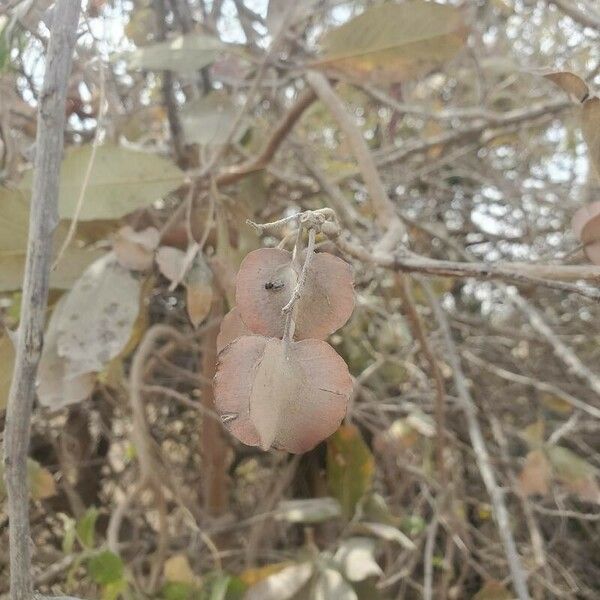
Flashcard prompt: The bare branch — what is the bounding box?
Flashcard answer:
[3,2,81,599]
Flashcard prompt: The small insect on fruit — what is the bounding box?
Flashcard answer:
[265,280,285,291]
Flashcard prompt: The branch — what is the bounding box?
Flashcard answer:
[215,87,317,186]
[306,70,405,246]
[422,280,532,600]
[510,292,600,397]
[3,2,81,599]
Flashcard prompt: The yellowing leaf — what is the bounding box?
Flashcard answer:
[164,554,199,585]
[327,425,375,519]
[314,1,468,83]
[214,336,352,453]
[20,145,185,221]
[236,248,354,340]
[28,459,57,500]
[126,33,227,73]
[244,563,313,600]
[0,187,103,292]
[0,334,15,410]
[521,419,545,448]
[1,458,56,501]
[473,580,513,600]
[239,562,294,587]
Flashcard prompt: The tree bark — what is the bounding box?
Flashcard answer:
[3,2,81,599]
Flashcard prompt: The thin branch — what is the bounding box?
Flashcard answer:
[548,0,600,31]
[306,70,406,247]
[510,291,600,397]
[3,2,81,599]
[422,280,532,600]
[215,87,317,186]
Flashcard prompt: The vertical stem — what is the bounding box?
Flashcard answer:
[3,2,81,599]
[282,227,316,343]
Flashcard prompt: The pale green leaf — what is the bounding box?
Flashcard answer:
[125,33,227,73]
[180,92,246,146]
[315,1,468,83]
[0,187,103,292]
[88,550,124,584]
[19,145,185,221]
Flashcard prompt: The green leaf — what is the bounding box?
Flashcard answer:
[180,92,247,146]
[19,145,185,221]
[275,497,342,524]
[0,187,104,292]
[88,550,124,585]
[315,1,468,83]
[76,506,99,549]
[125,33,227,73]
[61,515,77,555]
[327,425,374,520]
[161,582,203,600]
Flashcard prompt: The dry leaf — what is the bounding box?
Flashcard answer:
[156,246,186,283]
[214,336,352,453]
[518,449,551,497]
[581,97,600,179]
[55,254,141,376]
[185,252,213,328]
[544,71,589,102]
[37,296,95,410]
[571,201,600,264]
[164,554,199,585]
[547,446,600,503]
[113,226,160,272]
[216,307,252,353]
[235,248,354,340]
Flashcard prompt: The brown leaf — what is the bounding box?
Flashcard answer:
[185,252,213,328]
[544,71,589,102]
[518,449,551,497]
[113,225,160,272]
[571,201,600,264]
[216,307,252,353]
[214,336,352,453]
[235,248,354,340]
[581,96,600,179]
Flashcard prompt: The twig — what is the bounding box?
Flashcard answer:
[305,70,406,248]
[548,0,600,31]
[423,280,532,600]
[397,275,447,485]
[3,2,81,599]
[423,513,440,600]
[215,88,317,186]
[52,58,105,271]
[510,291,600,397]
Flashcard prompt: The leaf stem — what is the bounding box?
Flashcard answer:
[282,227,316,343]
